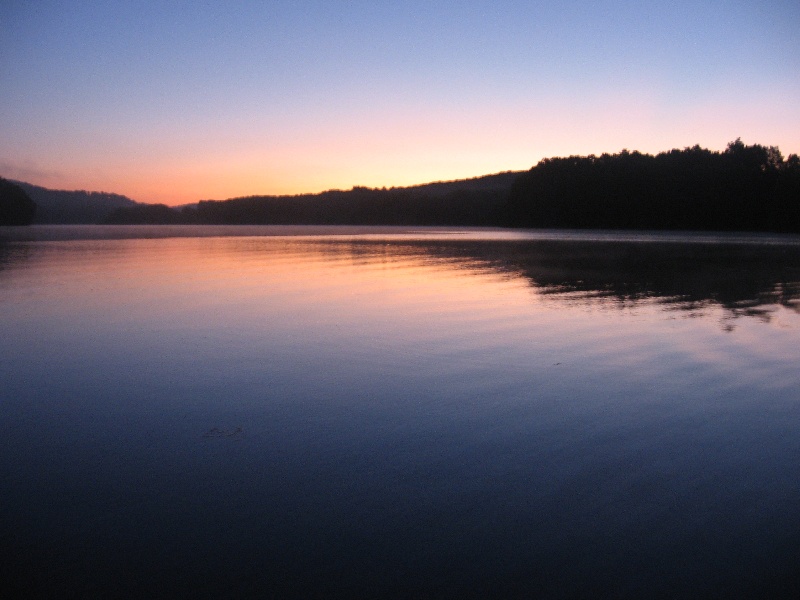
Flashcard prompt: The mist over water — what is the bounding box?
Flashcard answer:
[1,226,799,598]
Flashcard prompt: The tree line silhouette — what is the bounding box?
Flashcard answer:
[505,140,800,232]
[139,140,794,232]
[8,140,798,232]
[185,186,508,226]
[103,172,518,226]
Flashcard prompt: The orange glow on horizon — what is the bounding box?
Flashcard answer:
[13,94,800,206]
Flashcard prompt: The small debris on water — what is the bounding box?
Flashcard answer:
[203,426,243,439]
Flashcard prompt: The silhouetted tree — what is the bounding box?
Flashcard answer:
[0,178,37,225]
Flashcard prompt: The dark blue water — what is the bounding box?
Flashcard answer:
[1,226,799,598]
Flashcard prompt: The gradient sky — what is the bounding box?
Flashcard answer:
[2,1,799,205]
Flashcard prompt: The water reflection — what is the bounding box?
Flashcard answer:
[283,236,800,324]
[3,228,799,324]
[1,226,799,598]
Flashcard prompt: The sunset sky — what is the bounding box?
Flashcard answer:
[2,1,799,206]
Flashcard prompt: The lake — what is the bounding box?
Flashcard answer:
[1,225,799,598]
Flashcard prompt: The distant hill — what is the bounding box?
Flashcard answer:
[180,171,522,226]
[387,171,522,196]
[10,180,139,224]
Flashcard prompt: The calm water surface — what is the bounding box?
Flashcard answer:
[1,225,799,598]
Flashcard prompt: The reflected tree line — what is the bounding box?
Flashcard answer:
[100,140,800,233]
[2,225,798,324]
[325,237,800,323]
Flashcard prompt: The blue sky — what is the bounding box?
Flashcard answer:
[2,1,798,204]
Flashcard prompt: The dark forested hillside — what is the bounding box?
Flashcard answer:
[504,140,800,232]
[164,171,519,226]
[12,181,139,223]
[0,178,37,225]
